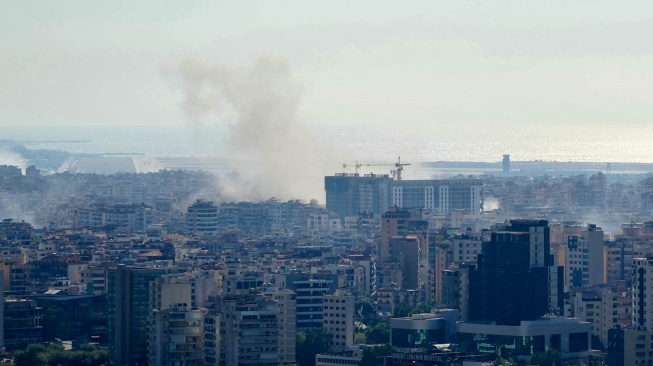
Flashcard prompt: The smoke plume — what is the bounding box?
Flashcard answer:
[170,56,334,202]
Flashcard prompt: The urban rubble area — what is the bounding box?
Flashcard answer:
[2,162,653,366]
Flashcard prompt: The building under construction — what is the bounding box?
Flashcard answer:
[324,173,482,219]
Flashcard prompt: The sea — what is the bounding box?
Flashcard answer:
[1,122,652,164]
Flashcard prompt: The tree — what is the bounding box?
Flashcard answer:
[529,348,561,366]
[14,344,47,366]
[364,321,389,344]
[296,329,332,366]
[14,342,108,366]
[42,305,70,341]
[360,344,393,366]
[354,332,367,345]
[393,302,434,318]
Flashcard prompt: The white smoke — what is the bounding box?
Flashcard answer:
[170,55,339,202]
[483,196,501,212]
[0,147,26,171]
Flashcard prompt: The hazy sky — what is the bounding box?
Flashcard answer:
[2,0,653,128]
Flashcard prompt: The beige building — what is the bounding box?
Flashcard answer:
[220,294,280,366]
[567,286,618,348]
[323,292,355,352]
[263,287,297,366]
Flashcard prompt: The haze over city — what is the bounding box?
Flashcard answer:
[2,2,653,366]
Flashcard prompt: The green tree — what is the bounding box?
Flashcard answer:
[529,348,561,366]
[14,343,108,366]
[296,329,332,366]
[392,302,434,318]
[360,344,393,366]
[364,321,389,344]
[14,344,47,366]
[42,306,70,341]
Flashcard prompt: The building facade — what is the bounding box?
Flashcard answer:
[325,174,482,219]
[148,304,206,366]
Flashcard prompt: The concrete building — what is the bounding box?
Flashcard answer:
[390,310,459,350]
[607,326,653,366]
[150,274,193,311]
[316,352,362,366]
[220,294,280,366]
[204,312,220,366]
[77,203,151,231]
[187,200,219,235]
[452,233,483,263]
[324,174,482,220]
[0,270,3,351]
[380,208,412,261]
[388,236,420,290]
[563,224,605,290]
[567,286,618,349]
[262,287,297,366]
[633,256,653,331]
[457,317,592,364]
[3,298,42,351]
[322,292,355,352]
[148,304,206,366]
[274,273,338,330]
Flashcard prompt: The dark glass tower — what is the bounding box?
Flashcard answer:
[469,219,555,325]
[108,265,166,366]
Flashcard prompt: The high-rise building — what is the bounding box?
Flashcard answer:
[262,287,297,366]
[469,219,561,325]
[502,154,510,173]
[633,256,653,331]
[150,274,193,311]
[107,265,166,366]
[325,174,482,219]
[274,273,338,330]
[380,207,412,261]
[3,298,42,351]
[322,292,355,352]
[220,294,280,366]
[148,304,206,366]
[563,224,605,290]
[388,236,420,290]
[0,269,3,350]
[187,200,219,235]
[567,286,618,349]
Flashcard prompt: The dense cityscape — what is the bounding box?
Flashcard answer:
[0,146,653,366]
[4,2,653,365]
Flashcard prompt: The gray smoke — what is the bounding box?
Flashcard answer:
[0,147,26,171]
[170,55,337,202]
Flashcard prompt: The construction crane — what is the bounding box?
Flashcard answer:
[342,157,411,180]
[342,161,364,174]
[391,156,411,180]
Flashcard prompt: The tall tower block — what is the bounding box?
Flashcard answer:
[502,155,510,173]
